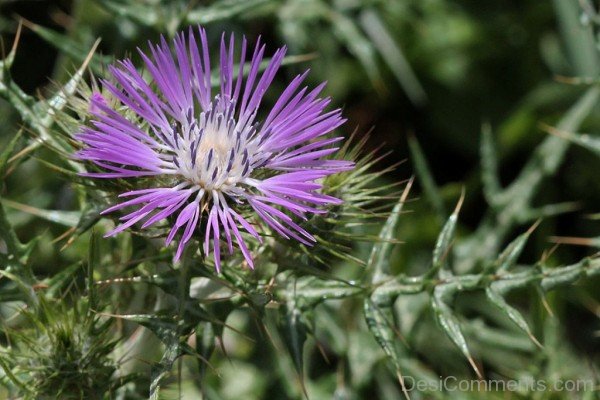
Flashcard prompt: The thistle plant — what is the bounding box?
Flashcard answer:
[0,1,599,399]
[75,27,352,270]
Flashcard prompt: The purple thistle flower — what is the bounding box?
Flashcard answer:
[76,27,353,271]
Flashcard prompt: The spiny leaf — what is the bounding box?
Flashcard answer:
[0,356,33,395]
[456,86,600,272]
[186,0,275,24]
[408,135,445,219]
[29,39,100,166]
[545,124,600,158]
[0,31,98,170]
[282,297,308,385]
[0,130,32,277]
[549,235,600,248]
[0,21,21,73]
[60,203,104,249]
[263,307,307,398]
[432,191,464,274]
[518,201,579,222]
[21,19,107,74]
[485,285,542,348]
[363,296,441,398]
[100,0,160,28]
[365,178,413,283]
[1,198,80,227]
[500,87,600,216]
[0,129,23,177]
[540,261,590,291]
[44,262,82,298]
[552,0,600,77]
[88,231,102,311]
[286,276,363,307]
[150,334,184,400]
[195,322,216,384]
[431,283,482,378]
[364,298,404,370]
[363,298,409,398]
[495,221,539,273]
[0,268,37,306]
[359,9,426,105]
[480,123,502,205]
[330,9,382,90]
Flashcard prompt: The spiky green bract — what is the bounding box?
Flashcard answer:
[261,131,402,273]
[0,296,122,400]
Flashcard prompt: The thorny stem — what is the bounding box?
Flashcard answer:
[270,256,600,306]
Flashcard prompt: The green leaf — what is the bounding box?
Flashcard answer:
[552,0,600,77]
[0,268,37,306]
[281,300,308,383]
[195,321,216,383]
[359,9,426,105]
[485,285,542,348]
[288,276,363,307]
[88,231,102,310]
[480,123,502,205]
[494,221,539,273]
[100,0,160,28]
[547,126,600,158]
[0,31,97,172]
[330,9,382,89]
[1,198,80,227]
[0,129,22,178]
[541,262,587,292]
[365,179,413,283]
[408,135,445,219]
[363,298,405,376]
[0,130,31,277]
[118,310,192,398]
[0,356,33,395]
[23,20,107,74]
[44,262,82,298]
[150,334,184,400]
[432,192,464,274]
[186,0,275,24]
[456,86,600,272]
[501,87,600,217]
[364,296,441,397]
[431,283,482,378]
[73,203,104,237]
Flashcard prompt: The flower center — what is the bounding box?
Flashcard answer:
[172,97,257,192]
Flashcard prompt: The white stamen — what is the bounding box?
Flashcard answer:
[171,97,262,193]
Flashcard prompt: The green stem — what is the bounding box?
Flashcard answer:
[271,256,600,305]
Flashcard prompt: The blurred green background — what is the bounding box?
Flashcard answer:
[1,0,599,399]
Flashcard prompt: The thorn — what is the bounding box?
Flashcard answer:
[316,340,330,364]
[59,234,77,251]
[82,38,102,71]
[10,19,23,58]
[528,332,544,350]
[553,74,598,85]
[400,176,414,204]
[397,371,412,400]
[549,236,596,246]
[454,186,466,215]
[527,219,542,235]
[467,355,484,380]
[537,286,555,318]
[540,243,560,263]
[540,122,574,140]
[50,227,75,244]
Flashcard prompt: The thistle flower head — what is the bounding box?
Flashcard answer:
[76,27,353,271]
